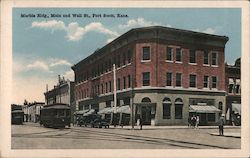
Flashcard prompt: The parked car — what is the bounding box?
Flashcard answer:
[93,119,110,128]
[84,114,102,127]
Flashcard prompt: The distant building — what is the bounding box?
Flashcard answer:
[27,102,44,123]
[72,26,228,126]
[44,75,75,121]
[225,58,241,125]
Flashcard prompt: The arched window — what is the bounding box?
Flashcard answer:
[163,97,171,119]
[141,97,151,103]
[175,98,183,119]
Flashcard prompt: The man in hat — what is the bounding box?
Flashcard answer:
[218,114,225,136]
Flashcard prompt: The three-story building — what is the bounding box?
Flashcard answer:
[72,26,228,125]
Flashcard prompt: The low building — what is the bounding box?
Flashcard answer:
[72,26,228,126]
[225,58,241,125]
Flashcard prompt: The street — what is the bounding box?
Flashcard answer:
[12,123,240,149]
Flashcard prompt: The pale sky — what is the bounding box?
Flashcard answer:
[13,8,241,104]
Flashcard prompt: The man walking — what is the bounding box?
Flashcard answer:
[218,115,225,136]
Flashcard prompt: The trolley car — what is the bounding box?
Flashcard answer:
[40,103,71,128]
[11,110,24,125]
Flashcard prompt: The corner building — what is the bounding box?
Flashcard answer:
[72,26,228,126]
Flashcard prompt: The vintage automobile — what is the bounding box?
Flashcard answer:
[92,119,110,128]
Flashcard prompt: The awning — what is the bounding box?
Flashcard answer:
[232,103,241,115]
[83,109,95,116]
[116,105,131,114]
[74,109,89,115]
[189,105,221,113]
[98,107,112,114]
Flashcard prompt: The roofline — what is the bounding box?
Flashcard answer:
[72,26,229,69]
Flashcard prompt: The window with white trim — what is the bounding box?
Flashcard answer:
[212,76,217,89]
[176,48,182,62]
[166,47,173,61]
[142,47,150,61]
[211,52,218,66]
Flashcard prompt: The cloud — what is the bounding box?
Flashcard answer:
[26,60,49,71]
[31,20,66,31]
[50,59,71,67]
[118,18,160,29]
[63,70,74,81]
[31,20,119,41]
[192,27,217,35]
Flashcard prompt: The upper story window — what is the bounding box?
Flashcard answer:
[117,55,121,67]
[166,47,173,61]
[109,81,112,92]
[176,48,182,62]
[228,78,234,93]
[128,75,131,88]
[142,47,150,61]
[117,78,121,90]
[211,52,218,66]
[127,50,132,63]
[176,73,182,87]
[123,76,126,89]
[166,72,172,86]
[212,76,217,89]
[189,74,196,88]
[123,53,126,65]
[105,82,108,93]
[203,51,209,65]
[189,50,196,64]
[142,72,150,86]
[235,79,241,94]
[203,76,209,88]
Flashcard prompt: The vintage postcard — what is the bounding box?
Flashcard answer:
[1,0,249,158]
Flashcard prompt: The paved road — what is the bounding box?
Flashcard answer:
[12,123,241,149]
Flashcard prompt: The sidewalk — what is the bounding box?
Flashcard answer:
[209,132,241,138]
[22,122,241,130]
[108,125,241,130]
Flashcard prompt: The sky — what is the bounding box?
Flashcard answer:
[13,8,241,104]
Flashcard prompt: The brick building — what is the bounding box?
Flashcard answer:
[225,58,241,125]
[72,26,228,126]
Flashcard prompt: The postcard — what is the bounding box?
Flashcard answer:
[1,0,249,158]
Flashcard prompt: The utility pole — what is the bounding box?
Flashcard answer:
[113,64,117,127]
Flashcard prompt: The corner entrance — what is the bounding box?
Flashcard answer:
[135,97,156,125]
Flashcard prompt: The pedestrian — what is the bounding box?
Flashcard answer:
[139,116,143,130]
[191,115,196,128]
[218,115,225,136]
[195,115,199,129]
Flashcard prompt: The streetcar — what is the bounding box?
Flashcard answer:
[11,110,24,125]
[40,103,71,128]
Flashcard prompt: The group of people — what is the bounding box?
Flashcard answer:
[188,115,200,129]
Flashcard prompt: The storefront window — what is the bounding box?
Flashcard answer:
[207,113,215,122]
[163,97,171,119]
[175,98,183,119]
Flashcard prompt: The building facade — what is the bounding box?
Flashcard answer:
[72,26,228,126]
[225,58,241,125]
[44,76,75,121]
[27,102,44,122]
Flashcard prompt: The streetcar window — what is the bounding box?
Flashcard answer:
[58,110,65,117]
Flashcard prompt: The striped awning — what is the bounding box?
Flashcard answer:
[116,105,131,114]
[74,109,89,115]
[98,107,112,114]
[189,105,221,113]
[83,109,95,116]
